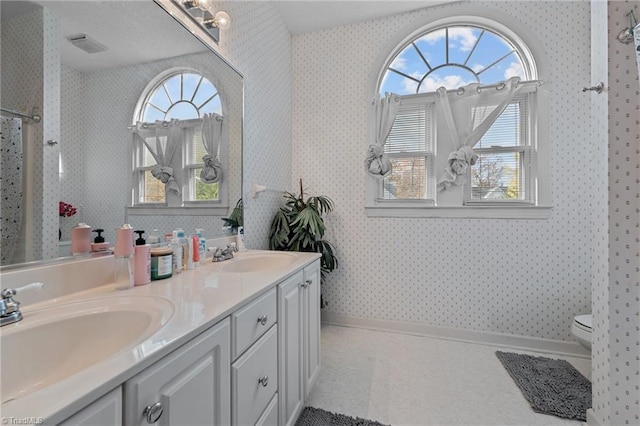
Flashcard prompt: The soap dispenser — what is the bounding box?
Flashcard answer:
[134,230,151,286]
[91,229,110,252]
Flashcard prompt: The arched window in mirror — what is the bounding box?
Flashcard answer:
[133,70,225,205]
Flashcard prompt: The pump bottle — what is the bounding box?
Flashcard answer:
[134,230,151,286]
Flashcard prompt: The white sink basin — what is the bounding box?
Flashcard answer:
[221,252,298,273]
[0,296,174,403]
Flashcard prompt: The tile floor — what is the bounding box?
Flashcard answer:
[306,324,591,426]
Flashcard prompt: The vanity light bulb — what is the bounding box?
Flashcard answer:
[213,11,231,29]
[196,0,214,12]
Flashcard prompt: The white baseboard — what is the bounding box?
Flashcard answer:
[586,409,604,426]
[321,313,591,359]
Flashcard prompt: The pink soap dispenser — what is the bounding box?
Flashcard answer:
[134,230,151,286]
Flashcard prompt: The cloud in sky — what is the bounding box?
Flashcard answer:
[419,27,478,52]
[419,74,476,93]
[503,61,525,79]
[390,55,407,72]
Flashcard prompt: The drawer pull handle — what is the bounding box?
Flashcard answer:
[305,279,312,286]
[143,402,163,424]
[257,315,268,325]
[258,375,269,387]
[301,282,308,289]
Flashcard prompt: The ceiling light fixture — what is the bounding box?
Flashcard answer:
[174,0,230,43]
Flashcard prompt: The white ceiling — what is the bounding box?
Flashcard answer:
[272,1,454,34]
[1,1,208,73]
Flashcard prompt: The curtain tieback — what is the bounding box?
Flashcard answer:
[364,144,392,179]
[200,154,223,184]
[437,146,478,192]
[151,165,181,195]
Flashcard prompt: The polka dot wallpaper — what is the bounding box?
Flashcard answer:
[292,0,598,342]
[0,8,59,263]
[606,2,640,424]
[590,0,611,423]
[214,1,293,250]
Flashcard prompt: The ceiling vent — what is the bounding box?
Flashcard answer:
[67,34,107,54]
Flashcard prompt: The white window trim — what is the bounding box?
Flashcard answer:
[365,15,551,219]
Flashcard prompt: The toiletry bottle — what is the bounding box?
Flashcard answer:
[114,224,135,290]
[192,234,200,267]
[71,223,91,255]
[170,238,183,274]
[134,230,151,286]
[148,229,160,246]
[91,229,110,252]
[186,235,195,270]
[237,226,245,251]
[174,229,189,270]
[196,228,206,259]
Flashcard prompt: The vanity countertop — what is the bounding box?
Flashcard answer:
[0,249,320,425]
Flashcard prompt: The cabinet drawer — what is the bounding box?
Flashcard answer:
[256,393,278,426]
[231,325,278,426]
[232,287,277,359]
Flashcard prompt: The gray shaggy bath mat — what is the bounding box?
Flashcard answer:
[296,407,389,426]
[496,351,591,421]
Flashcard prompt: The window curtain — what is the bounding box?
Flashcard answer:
[436,76,523,192]
[133,119,182,195]
[365,93,401,178]
[200,113,224,184]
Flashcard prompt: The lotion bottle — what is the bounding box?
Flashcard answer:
[134,230,151,286]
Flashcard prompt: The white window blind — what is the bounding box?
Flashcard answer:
[466,92,535,204]
[382,99,435,200]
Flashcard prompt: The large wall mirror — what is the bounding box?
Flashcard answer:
[0,0,243,268]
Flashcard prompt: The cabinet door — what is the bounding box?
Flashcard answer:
[277,271,304,426]
[59,386,122,426]
[303,261,321,398]
[125,319,230,426]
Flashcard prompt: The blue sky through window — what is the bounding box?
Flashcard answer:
[381,26,525,95]
[141,71,222,122]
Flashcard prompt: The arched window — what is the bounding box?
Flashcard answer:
[140,71,222,121]
[366,20,548,218]
[380,25,531,95]
[133,70,225,206]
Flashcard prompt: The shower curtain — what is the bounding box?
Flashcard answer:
[0,117,24,264]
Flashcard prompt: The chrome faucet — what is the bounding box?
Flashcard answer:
[211,242,238,262]
[0,282,44,326]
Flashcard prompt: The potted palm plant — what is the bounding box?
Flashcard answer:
[269,179,338,306]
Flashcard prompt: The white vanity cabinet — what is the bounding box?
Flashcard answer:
[231,288,279,426]
[58,387,122,426]
[278,261,321,426]
[302,262,321,398]
[124,318,231,426]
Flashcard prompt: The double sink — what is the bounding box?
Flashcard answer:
[0,251,298,405]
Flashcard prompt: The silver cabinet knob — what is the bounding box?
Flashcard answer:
[143,402,163,424]
[257,315,268,325]
[258,375,269,387]
[305,279,312,286]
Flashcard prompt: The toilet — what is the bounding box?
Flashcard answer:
[571,314,592,351]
